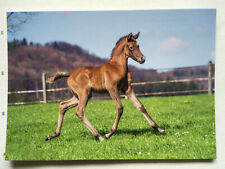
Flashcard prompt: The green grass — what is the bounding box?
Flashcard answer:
[5,94,216,160]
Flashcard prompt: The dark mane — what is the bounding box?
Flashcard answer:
[115,35,127,45]
[110,35,128,58]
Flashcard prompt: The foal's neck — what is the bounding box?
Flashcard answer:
[109,45,128,73]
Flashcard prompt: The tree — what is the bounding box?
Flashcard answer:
[53,41,59,49]
[7,12,36,34]
[22,38,28,46]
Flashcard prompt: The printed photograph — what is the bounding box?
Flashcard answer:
[6,9,216,160]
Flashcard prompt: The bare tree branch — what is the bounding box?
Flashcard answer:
[7,12,36,34]
[7,12,14,20]
[7,20,26,28]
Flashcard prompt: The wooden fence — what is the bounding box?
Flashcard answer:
[8,61,214,105]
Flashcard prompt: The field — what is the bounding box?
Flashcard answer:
[5,94,216,160]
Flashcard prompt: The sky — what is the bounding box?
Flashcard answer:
[7,9,216,70]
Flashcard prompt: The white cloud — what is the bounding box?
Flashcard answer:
[154,37,189,55]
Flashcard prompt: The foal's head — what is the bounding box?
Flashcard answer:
[124,32,145,64]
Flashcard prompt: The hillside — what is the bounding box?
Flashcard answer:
[8,41,106,80]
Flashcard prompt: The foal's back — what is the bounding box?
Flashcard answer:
[67,61,127,95]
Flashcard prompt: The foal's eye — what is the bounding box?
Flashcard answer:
[129,46,134,51]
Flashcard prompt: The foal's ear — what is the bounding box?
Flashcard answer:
[127,33,133,41]
[133,32,140,39]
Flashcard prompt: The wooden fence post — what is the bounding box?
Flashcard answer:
[208,61,212,95]
[53,83,57,101]
[35,80,39,99]
[42,73,47,103]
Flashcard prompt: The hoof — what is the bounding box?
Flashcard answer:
[105,133,111,139]
[159,128,166,135]
[99,137,104,142]
[45,136,50,141]
[97,135,104,141]
[95,134,104,141]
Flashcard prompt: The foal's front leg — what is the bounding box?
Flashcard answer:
[105,88,123,139]
[125,87,166,134]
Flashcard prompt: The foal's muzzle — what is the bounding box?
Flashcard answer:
[139,56,146,64]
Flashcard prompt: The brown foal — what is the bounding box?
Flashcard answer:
[46,32,165,141]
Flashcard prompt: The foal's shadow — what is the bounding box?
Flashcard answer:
[116,128,159,136]
[99,125,169,137]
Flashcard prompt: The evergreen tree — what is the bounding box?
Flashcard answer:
[22,38,27,46]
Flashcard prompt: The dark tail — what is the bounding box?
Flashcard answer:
[46,72,70,84]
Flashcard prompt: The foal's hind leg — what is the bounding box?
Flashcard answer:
[46,96,79,141]
[75,91,104,141]
[125,87,166,134]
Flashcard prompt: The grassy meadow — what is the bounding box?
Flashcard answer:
[5,94,216,160]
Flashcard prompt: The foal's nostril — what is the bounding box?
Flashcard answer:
[140,56,145,64]
[137,56,145,64]
[141,56,145,62]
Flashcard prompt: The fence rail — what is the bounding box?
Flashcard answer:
[8,61,214,105]
[8,77,214,95]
